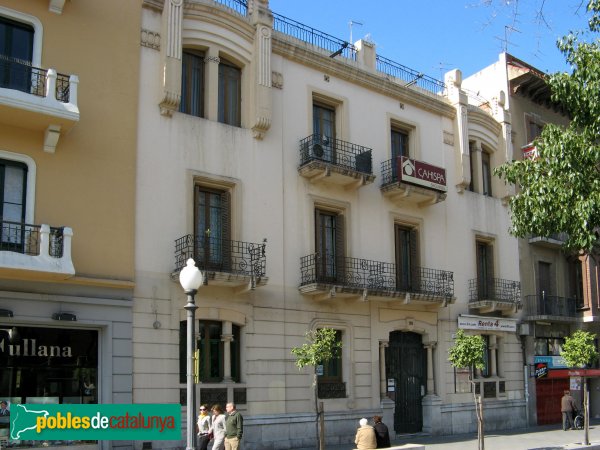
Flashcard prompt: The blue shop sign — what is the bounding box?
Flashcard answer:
[534,355,567,369]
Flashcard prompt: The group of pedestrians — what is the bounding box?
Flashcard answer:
[354,415,391,449]
[197,402,243,450]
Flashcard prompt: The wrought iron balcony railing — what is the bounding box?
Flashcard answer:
[174,234,266,280]
[0,54,71,103]
[468,278,521,304]
[299,134,373,175]
[211,0,248,16]
[0,219,65,258]
[524,294,578,318]
[300,253,454,299]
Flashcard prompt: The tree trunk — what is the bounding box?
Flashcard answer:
[319,402,325,450]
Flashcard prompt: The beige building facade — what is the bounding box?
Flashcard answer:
[135,1,528,449]
[0,1,140,449]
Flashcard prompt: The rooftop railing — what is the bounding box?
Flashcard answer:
[0,54,70,103]
[376,55,446,95]
[300,253,454,299]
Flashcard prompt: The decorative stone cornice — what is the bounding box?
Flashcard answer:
[272,35,456,119]
[141,29,161,50]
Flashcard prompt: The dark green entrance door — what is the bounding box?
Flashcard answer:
[386,331,426,433]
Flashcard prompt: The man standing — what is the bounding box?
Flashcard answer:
[225,402,243,450]
[0,401,9,416]
[561,390,576,430]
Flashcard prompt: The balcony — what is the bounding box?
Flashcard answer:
[299,253,454,305]
[468,278,521,315]
[0,219,75,280]
[524,294,578,322]
[380,157,447,207]
[0,55,80,153]
[298,134,376,189]
[173,234,267,292]
[528,232,568,249]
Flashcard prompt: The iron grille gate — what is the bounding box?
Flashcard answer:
[386,331,426,433]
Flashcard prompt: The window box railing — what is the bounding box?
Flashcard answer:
[0,54,71,103]
[380,157,446,190]
[524,294,577,318]
[299,134,373,175]
[468,278,521,304]
[174,234,266,281]
[300,253,454,299]
[0,219,65,258]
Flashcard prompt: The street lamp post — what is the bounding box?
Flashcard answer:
[179,258,204,450]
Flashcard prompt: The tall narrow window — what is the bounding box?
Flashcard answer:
[476,335,496,378]
[0,159,27,249]
[481,151,492,197]
[395,224,419,292]
[476,240,494,299]
[568,257,584,309]
[317,329,345,399]
[315,209,345,283]
[391,127,409,181]
[218,59,241,126]
[0,16,34,92]
[313,102,336,163]
[180,50,205,117]
[468,142,476,192]
[195,186,231,272]
[526,115,544,143]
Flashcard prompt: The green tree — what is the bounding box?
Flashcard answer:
[561,330,599,445]
[448,329,486,450]
[291,328,342,450]
[495,1,600,252]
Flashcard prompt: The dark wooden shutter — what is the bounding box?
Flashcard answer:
[221,190,231,272]
[486,243,494,298]
[410,227,420,292]
[335,214,345,284]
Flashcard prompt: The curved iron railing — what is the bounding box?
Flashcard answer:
[211,0,248,16]
[174,234,266,279]
[0,54,70,102]
[300,253,454,299]
[468,277,521,304]
[524,294,577,317]
[299,134,373,175]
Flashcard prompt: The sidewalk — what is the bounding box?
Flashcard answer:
[299,420,600,450]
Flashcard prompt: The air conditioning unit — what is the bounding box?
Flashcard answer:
[310,143,324,158]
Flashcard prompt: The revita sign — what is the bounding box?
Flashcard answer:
[398,156,447,192]
[457,314,517,332]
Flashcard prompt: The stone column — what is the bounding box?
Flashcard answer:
[204,49,220,122]
[470,140,483,194]
[159,0,183,116]
[444,69,470,193]
[423,342,436,395]
[221,321,233,382]
[490,335,498,377]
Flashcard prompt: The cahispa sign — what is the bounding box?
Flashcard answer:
[398,156,447,192]
[9,404,181,440]
[457,315,518,332]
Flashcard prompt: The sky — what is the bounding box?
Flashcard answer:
[268,0,593,80]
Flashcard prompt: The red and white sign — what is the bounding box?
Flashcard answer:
[522,144,538,160]
[399,156,447,192]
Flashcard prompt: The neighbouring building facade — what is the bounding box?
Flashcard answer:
[0,1,140,449]
[463,53,600,427]
[135,1,526,449]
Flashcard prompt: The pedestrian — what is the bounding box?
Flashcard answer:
[197,404,211,450]
[561,390,576,431]
[210,404,226,450]
[372,415,390,448]
[224,402,243,450]
[354,417,377,450]
[0,401,9,416]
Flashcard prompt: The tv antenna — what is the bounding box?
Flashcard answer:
[495,25,521,52]
[348,20,363,45]
[435,62,454,80]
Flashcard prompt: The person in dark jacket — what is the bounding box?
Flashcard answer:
[373,415,391,448]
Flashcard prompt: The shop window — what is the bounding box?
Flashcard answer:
[180,49,205,117]
[534,337,564,356]
[218,59,241,126]
[179,320,240,383]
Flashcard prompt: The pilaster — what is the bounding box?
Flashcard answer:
[159,0,183,116]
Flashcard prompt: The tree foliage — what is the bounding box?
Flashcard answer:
[291,328,341,370]
[561,330,599,368]
[448,329,486,371]
[495,0,600,252]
